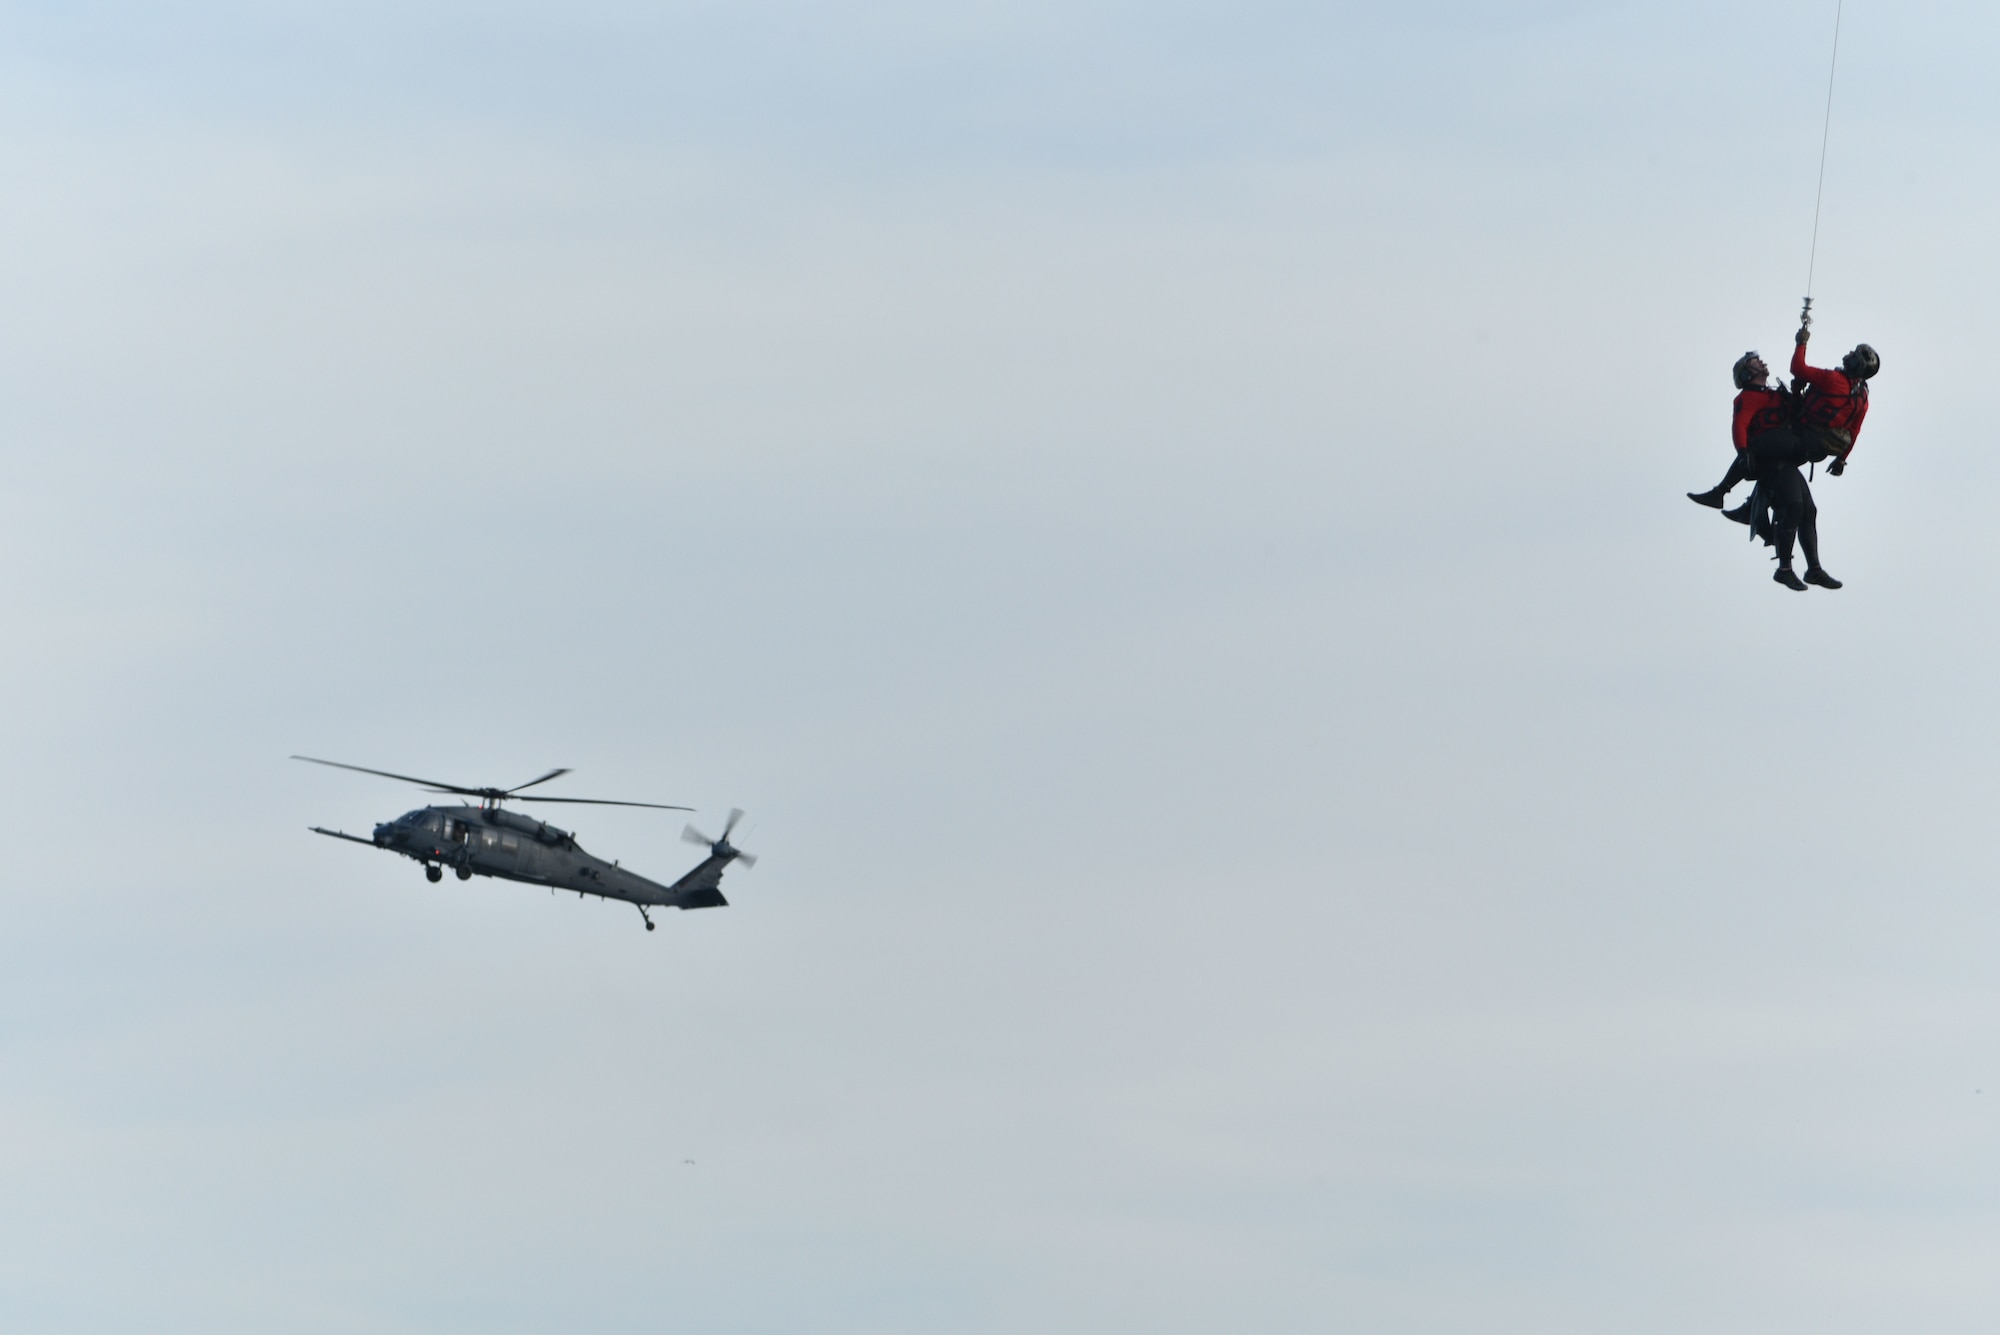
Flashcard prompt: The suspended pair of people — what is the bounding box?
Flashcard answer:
[1687,323,1879,590]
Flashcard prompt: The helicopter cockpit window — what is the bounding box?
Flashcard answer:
[444,819,468,844]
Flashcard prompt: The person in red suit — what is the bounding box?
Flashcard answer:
[1687,351,1792,510]
[1788,325,1878,473]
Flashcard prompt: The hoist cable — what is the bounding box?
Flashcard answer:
[1804,0,1845,304]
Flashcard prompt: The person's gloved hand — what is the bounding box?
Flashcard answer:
[1796,325,1811,345]
[1828,456,1846,476]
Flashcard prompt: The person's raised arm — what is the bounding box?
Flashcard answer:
[1791,330,1850,399]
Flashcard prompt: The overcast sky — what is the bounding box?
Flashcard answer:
[4,2,2000,1331]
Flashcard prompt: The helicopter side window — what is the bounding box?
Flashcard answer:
[476,828,519,854]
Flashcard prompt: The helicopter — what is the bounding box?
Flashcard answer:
[294,755,757,931]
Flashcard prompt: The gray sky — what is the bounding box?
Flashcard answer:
[3,1,2000,1330]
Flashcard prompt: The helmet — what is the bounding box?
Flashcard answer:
[1733,351,1766,389]
[1844,343,1880,380]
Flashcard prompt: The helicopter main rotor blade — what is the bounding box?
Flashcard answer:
[297,756,684,809]
[291,755,486,796]
[516,795,693,811]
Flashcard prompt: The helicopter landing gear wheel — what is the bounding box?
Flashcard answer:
[455,866,472,880]
[637,905,655,932]
[425,865,443,883]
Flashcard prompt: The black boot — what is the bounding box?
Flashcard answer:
[1804,568,1842,589]
[1774,566,1808,591]
[1688,487,1728,509]
[1722,501,1754,525]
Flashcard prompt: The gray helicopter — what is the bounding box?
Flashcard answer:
[294,756,757,931]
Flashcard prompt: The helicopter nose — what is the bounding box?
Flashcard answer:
[373,823,392,845]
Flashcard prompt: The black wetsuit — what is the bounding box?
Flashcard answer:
[1714,444,1757,493]
[1746,429,1820,571]
[1702,383,1793,496]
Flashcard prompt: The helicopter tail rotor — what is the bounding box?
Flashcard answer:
[683,808,758,868]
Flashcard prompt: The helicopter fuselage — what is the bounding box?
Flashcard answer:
[324,804,733,911]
